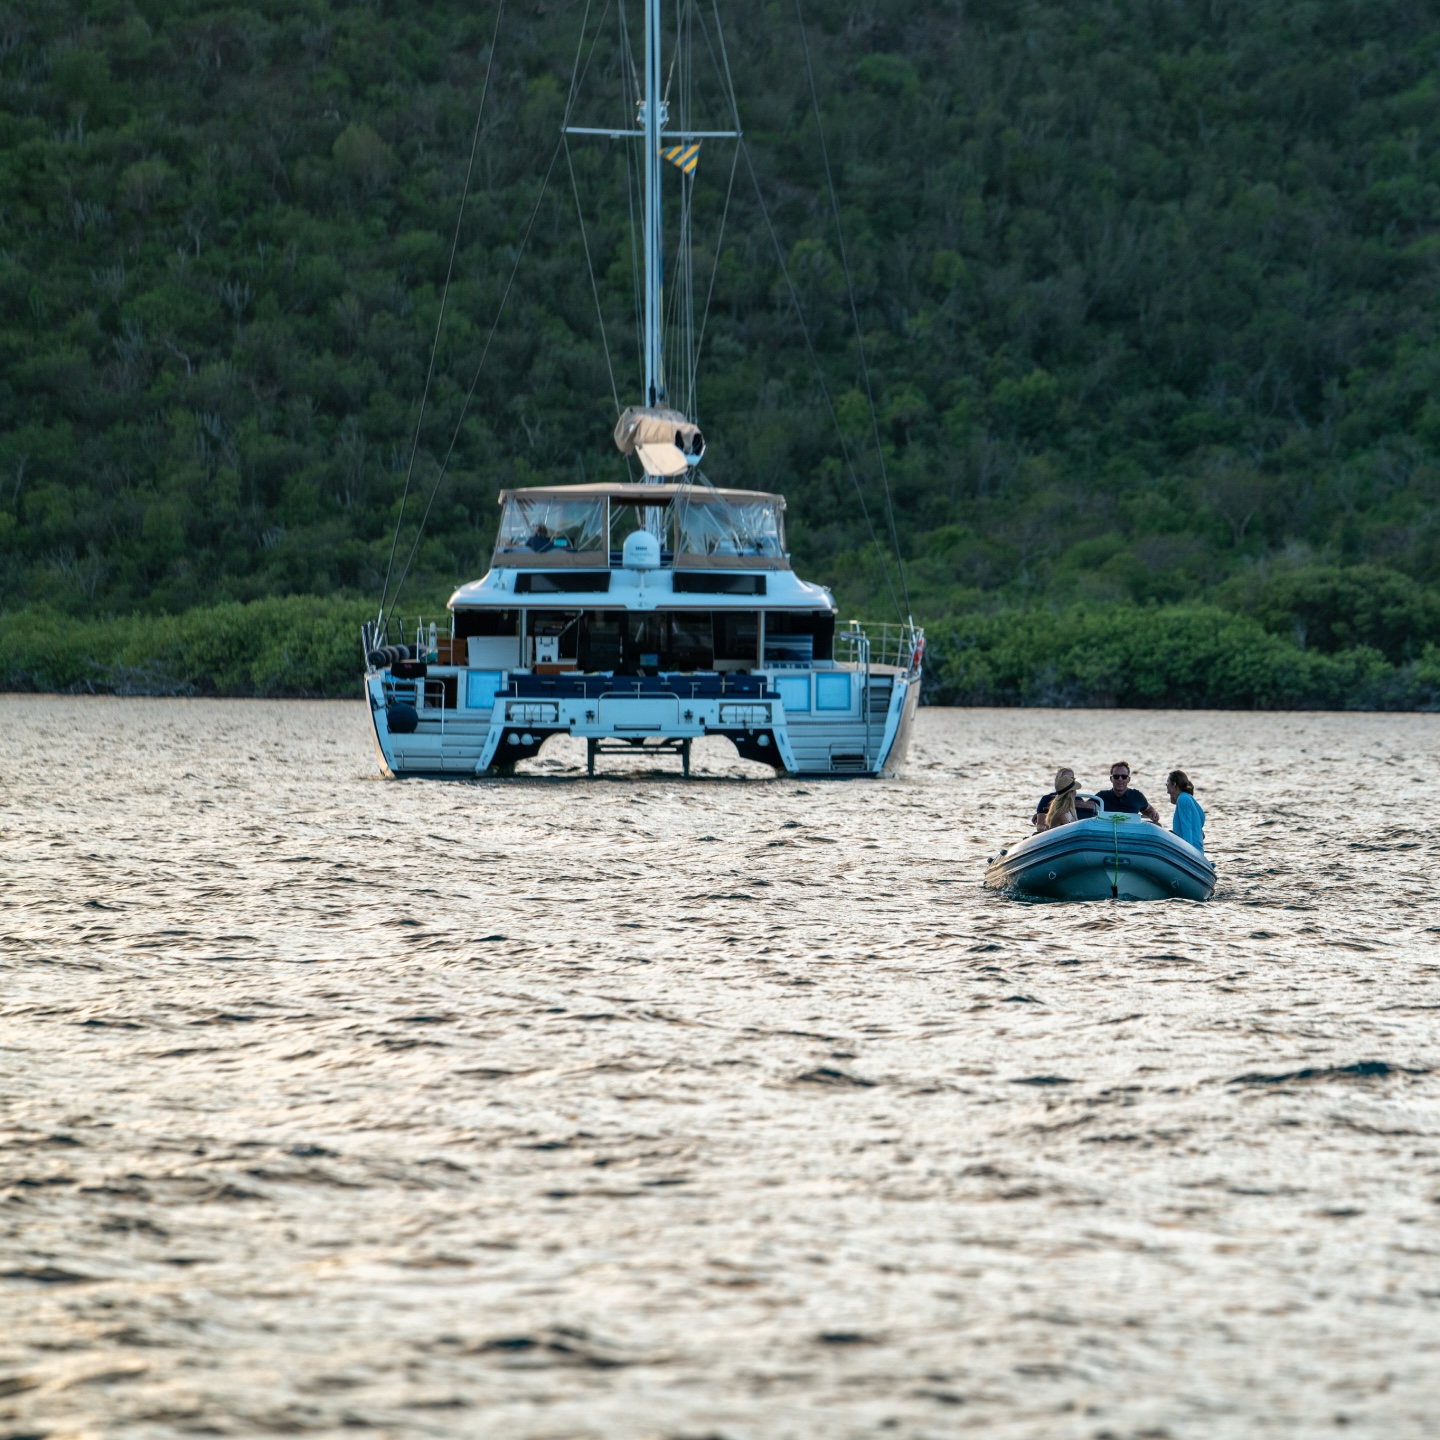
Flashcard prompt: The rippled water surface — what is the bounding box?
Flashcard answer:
[3,697,1439,1438]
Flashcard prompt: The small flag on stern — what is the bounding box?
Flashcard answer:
[661,142,700,175]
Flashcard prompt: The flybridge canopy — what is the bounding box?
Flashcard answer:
[492,483,788,570]
[496,482,784,507]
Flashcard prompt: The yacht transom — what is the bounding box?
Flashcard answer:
[363,481,921,778]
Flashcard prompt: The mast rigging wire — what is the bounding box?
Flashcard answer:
[618,0,646,393]
[704,0,903,622]
[676,0,694,414]
[680,0,739,424]
[384,148,562,630]
[377,0,506,624]
[687,139,740,422]
[792,0,913,623]
[737,135,904,625]
[384,0,608,624]
[563,20,624,421]
[661,166,691,410]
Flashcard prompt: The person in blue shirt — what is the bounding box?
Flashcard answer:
[1166,770,1205,852]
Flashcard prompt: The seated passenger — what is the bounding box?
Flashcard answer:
[1095,760,1159,822]
[1166,770,1206,853]
[1033,767,1098,831]
[1046,786,1079,829]
[526,523,554,552]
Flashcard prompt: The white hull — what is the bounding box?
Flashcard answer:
[365,663,920,779]
[985,813,1215,901]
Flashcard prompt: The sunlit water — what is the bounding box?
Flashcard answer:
[2,697,1438,1438]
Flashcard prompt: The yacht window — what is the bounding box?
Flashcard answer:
[455,608,518,639]
[674,497,783,557]
[774,675,811,712]
[529,611,582,666]
[668,613,714,671]
[626,614,665,673]
[714,611,760,666]
[496,496,605,555]
[466,671,506,709]
[815,673,852,711]
[609,501,673,559]
[578,612,625,671]
[764,610,834,663]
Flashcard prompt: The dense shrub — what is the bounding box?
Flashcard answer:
[1214,566,1440,663]
[3,597,1438,708]
[925,604,1440,711]
[0,597,379,697]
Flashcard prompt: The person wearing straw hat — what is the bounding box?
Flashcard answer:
[1032,767,1098,832]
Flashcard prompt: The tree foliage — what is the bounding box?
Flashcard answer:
[2,0,1439,661]
[0,595,372,695]
[5,591,1437,709]
[926,602,1440,710]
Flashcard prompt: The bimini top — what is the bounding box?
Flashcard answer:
[496,481,783,507]
[491,482,790,571]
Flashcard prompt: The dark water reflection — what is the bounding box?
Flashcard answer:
[2,698,1437,1437]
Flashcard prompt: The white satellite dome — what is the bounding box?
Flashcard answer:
[622,529,661,570]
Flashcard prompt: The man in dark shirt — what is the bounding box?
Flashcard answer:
[1094,761,1160,822]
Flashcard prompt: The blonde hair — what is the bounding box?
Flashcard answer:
[1046,772,1078,825]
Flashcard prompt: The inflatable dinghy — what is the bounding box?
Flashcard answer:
[985,806,1215,901]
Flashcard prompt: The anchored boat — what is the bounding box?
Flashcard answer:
[362,481,920,777]
[985,806,1216,901]
[362,0,921,779]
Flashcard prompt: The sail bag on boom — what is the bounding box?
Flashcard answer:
[614,406,705,476]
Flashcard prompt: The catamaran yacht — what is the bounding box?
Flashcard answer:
[362,472,921,777]
[361,0,922,778]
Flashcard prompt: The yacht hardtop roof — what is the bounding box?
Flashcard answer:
[498,482,784,508]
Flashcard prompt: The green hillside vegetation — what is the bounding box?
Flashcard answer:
[3,0,1440,704]
[4,588,1438,709]
[0,593,371,696]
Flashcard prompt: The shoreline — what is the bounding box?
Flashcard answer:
[4,596,1438,711]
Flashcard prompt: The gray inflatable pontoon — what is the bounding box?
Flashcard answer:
[985,807,1215,901]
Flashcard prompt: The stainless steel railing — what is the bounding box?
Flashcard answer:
[364,616,926,679]
[361,616,443,664]
[834,619,924,676]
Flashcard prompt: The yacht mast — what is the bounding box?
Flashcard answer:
[642,0,664,408]
[573,0,732,482]
[566,0,739,426]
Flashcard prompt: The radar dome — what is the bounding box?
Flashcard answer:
[622,529,661,570]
